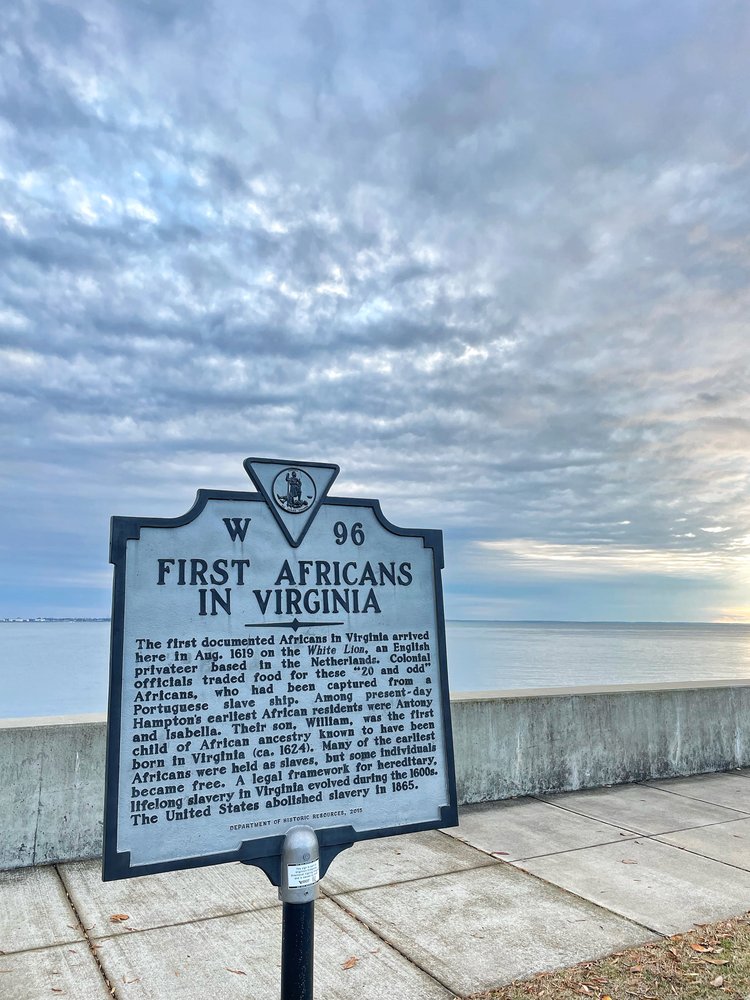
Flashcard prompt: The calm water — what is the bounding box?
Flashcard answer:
[2,620,750,718]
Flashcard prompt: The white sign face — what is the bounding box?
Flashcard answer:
[103,460,457,880]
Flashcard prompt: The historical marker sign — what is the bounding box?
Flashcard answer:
[103,458,458,882]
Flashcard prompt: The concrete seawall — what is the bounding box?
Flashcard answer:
[3,680,749,870]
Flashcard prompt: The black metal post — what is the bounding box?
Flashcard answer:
[279,826,319,1000]
[281,900,315,1000]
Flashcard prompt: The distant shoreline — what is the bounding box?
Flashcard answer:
[1,617,748,626]
[0,618,111,623]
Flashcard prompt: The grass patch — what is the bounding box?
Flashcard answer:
[471,913,750,999]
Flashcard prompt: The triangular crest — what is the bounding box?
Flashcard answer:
[243,457,340,547]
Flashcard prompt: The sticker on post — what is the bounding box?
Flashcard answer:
[287,860,320,888]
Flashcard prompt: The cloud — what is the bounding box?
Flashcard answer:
[472,538,737,580]
[1,0,749,619]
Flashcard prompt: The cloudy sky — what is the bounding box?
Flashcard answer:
[2,0,749,621]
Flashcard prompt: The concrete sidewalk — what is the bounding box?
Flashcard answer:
[2,770,750,999]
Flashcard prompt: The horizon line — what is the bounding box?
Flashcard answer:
[2,616,748,626]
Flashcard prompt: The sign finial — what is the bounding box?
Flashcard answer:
[243,457,339,547]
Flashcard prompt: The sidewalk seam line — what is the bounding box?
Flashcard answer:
[649,838,750,875]
[510,828,744,936]
[54,864,119,998]
[0,937,87,959]
[532,795,750,835]
[502,835,642,863]
[474,847,666,939]
[507,862,667,940]
[325,894,465,998]
[637,780,750,814]
[324,859,497,897]
[530,797,653,835]
[506,820,750,863]
[79,901,281,942]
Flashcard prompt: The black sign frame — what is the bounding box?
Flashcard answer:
[103,486,458,885]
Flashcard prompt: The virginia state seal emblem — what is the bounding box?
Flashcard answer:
[273,468,316,514]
